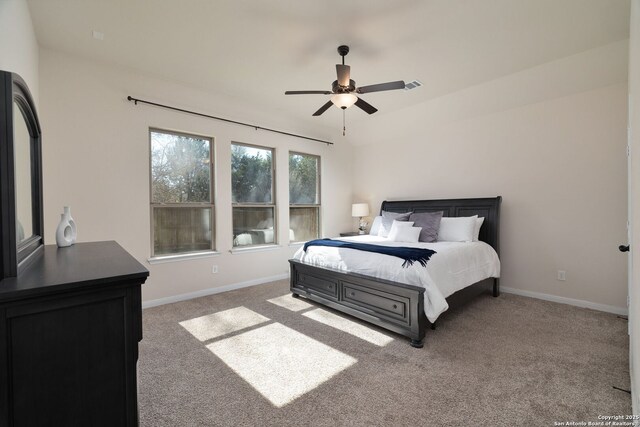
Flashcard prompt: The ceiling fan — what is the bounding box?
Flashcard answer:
[285,45,405,118]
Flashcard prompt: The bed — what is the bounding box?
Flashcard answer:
[289,197,501,348]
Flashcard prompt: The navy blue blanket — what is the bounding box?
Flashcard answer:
[303,239,436,268]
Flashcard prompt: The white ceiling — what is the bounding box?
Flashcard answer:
[27,0,630,130]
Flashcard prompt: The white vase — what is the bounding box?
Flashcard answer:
[56,206,77,248]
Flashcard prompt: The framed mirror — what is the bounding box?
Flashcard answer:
[14,100,33,245]
[0,71,43,279]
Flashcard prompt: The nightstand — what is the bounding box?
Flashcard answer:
[339,232,365,237]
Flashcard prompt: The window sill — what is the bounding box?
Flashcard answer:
[230,244,281,254]
[148,251,220,265]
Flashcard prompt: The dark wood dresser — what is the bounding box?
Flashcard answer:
[0,241,149,427]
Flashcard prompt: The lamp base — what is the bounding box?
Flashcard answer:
[358,230,366,235]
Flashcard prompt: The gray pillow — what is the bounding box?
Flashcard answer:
[409,211,443,243]
[379,211,412,238]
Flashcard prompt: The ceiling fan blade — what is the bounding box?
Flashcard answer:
[357,80,406,94]
[312,100,334,116]
[354,97,378,115]
[336,64,351,87]
[285,90,332,95]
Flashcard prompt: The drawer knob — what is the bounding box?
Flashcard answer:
[328,285,333,289]
[350,292,355,297]
[393,304,397,309]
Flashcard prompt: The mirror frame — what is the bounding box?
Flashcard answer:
[0,71,43,278]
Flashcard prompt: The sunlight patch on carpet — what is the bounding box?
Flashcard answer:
[207,323,357,407]
[267,294,313,312]
[179,306,270,342]
[302,308,394,346]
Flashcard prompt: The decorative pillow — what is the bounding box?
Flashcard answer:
[387,220,414,240]
[473,217,485,241]
[379,211,412,238]
[369,216,382,236]
[409,211,443,243]
[389,226,422,243]
[438,215,478,242]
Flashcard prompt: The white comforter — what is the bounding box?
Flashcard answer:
[292,235,500,322]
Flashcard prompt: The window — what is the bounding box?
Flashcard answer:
[231,143,275,247]
[289,152,320,242]
[150,129,214,257]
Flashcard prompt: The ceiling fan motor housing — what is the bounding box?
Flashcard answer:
[332,79,356,93]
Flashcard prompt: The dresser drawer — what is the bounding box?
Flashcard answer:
[298,272,339,299]
[342,282,410,323]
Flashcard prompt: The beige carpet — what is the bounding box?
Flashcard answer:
[138,279,630,426]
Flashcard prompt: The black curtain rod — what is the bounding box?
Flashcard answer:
[126,96,333,146]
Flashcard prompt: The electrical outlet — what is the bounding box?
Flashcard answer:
[557,270,566,281]
[212,265,218,274]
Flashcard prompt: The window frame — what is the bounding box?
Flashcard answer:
[231,141,277,248]
[288,151,321,243]
[149,128,215,258]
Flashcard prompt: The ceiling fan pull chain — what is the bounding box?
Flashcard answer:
[343,110,346,136]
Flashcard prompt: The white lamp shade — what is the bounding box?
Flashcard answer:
[331,93,358,109]
[351,203,370,217]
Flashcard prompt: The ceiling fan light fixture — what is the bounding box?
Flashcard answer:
[331,93,357,109]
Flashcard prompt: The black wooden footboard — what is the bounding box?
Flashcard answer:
[289,260,428,347]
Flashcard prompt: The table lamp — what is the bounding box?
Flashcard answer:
[351,203,370,234]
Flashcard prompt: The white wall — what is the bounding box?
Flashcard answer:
[628,0,640,414]
[38,48,353,303]
[350,41,629,311]
[0,0,39,102]
[35,18,628,312]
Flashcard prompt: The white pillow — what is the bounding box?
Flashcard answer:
[387,219,413,241]
[389,226,422,243]
[379,211,412,238]
[369,216,382,236]
[438,216,478,242]
[473,217,485,241]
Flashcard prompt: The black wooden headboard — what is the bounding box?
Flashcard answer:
[380,197,502,256]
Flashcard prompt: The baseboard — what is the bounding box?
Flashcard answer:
[142,276,627,315]
[501,286,628,316]
[142,273,290,309]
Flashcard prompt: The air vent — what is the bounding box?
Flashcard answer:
[404,80,422,91]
